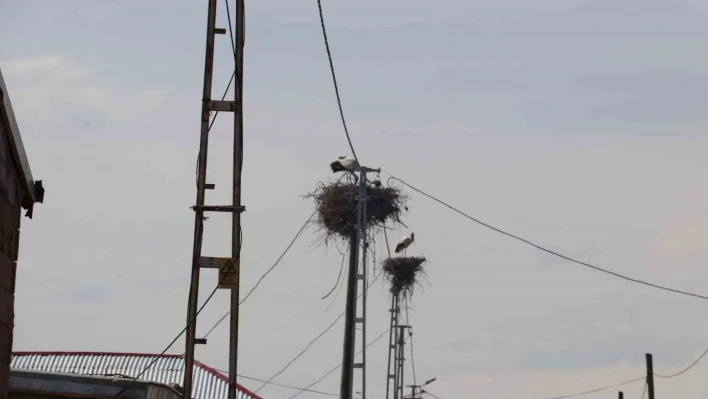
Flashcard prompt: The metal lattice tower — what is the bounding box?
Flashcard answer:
[385,293,401,399]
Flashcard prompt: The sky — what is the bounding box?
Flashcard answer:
[2,0,708,398]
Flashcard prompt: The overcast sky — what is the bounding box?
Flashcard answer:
[3,0,708,398]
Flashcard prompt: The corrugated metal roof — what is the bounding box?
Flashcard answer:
[11,352,262,399]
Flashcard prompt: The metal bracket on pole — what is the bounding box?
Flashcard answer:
[191,205,246,213]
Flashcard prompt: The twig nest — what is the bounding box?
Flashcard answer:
[311,182,406,240]
[382,256,427,296]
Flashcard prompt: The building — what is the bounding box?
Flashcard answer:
[10,368,182,399]
[0,69,44,399]
[11,352,262,399]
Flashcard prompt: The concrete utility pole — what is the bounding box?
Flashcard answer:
[646,353,655,399]
[183,1,245,398]
[340,166,379,399]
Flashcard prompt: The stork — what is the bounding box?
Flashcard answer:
[394,232,415,256]
[330,156,359,182]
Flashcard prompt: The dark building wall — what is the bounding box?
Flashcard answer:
[0,106,22,399]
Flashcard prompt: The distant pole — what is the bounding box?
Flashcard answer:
[385,293,400,399]
[395,325,408,399]
[646,353,655,399]
[618,391,623,399]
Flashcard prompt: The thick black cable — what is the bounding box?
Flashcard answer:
[203,210,316,339]
[322,252,346,299]
[316,0,361,165]
[386,174,708,301]
[286,328,390,399]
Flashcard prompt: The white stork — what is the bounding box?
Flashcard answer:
[394,232,415,256]
[330,156,359,182]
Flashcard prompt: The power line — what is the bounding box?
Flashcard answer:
[287,328,390,399]
[322,251,346,299]
[422,390,444,399]
[203,210,316,339]
[316,0,361,165]
[655,347,708,378]
[113,278,225,397]
[539,346,708,399]
[214,370,338,397]
[223,0,242,93]
[255,267,384,393]
[385,174,708,301]
[641,382,648,399]
[540,377,645,399]
[253,304,346,392]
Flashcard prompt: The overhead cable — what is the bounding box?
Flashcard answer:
[316,0,361,165]
[287,328,390,399]
[655,347,708,378]
[255,267,384,393]
[385,174,708,301]
[203,210,316,339]
[540,377,645,399]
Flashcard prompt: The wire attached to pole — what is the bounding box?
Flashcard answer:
[386,173,708,301]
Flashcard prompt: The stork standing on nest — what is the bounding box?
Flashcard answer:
[330,156,359,183]
[395,232,415,256]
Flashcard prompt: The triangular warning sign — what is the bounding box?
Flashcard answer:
[222,260,238,275]
[218,258,240,289]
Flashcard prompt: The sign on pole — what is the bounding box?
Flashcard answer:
[218,258,239,289]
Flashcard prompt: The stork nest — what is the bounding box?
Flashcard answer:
[309,182,406,241]
[382,256,426,296]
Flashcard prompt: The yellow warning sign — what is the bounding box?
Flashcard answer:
[218,258,240,290]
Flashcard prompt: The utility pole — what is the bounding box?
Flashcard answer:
[407,378,436,399]
[394,324,409,399]
[340,166,379,399]
[183,1,245,398]
[385,293,401,399]
[646,353,655,399]
[229,1,245,399]
[406,385,418,399]
[618,391,623,399]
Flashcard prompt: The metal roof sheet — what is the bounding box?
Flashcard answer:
[11,352,262,399]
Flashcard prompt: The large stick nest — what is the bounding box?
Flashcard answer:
[309,182,406,240]
[382,256,427,296]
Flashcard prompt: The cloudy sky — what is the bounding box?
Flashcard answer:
[3,0,708,397]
